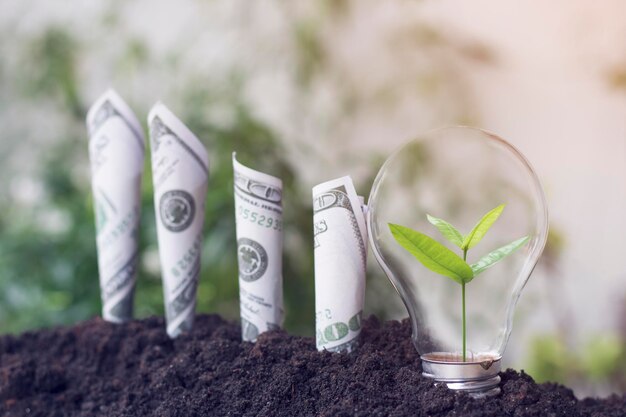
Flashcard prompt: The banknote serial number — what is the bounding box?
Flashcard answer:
[237,206,282,231]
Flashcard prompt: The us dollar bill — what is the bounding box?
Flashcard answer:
[233,154,284,341]
[313,176,367,353]
[86,89,145,323]
[148,102,209,338]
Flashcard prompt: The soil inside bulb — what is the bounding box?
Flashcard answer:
[422,352,500,367]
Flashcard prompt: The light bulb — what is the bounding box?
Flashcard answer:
[367,127,548,396]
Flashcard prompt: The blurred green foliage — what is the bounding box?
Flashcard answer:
[527,333,626,393]
[527,228,626,393]
[0,26,320,336]
[0,140,98,331]
[25,27,82,116]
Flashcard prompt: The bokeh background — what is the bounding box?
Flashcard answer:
[0,0,624,398]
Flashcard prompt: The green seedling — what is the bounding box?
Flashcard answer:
[389,204,528,362]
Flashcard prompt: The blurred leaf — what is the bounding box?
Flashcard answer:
[527,335,573,384]
[543,227,566,261]
[458,42,497,65]
[582,336,624,380]
[24,27,82,116]
[118,38,149,73]
[607,66,626,91]
[293,19,325,86]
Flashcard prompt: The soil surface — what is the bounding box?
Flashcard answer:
[0,315,624,417]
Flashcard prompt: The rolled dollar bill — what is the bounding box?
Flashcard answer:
[86,89,145,323]
[148,102,209,338]
[313,176,367,353]
[233,154,284,341]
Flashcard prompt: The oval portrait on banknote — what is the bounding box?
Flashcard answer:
[159,190,195,232]
[237,238,268,282]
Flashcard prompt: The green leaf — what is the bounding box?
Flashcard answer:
[427,214,464,248]
[470,236,530,277]
[462,204,505,250]
[389,223,474,285]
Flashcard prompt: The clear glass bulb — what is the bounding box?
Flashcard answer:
[367,127,548,395]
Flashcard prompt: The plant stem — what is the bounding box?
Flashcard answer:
[462,248,468,362]
[461,282,466,362]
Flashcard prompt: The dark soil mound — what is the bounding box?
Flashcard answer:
[0,315,624,416]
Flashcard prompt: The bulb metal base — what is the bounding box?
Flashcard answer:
[421,353,502,397]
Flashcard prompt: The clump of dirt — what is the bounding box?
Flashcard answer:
[0,315,624,416]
